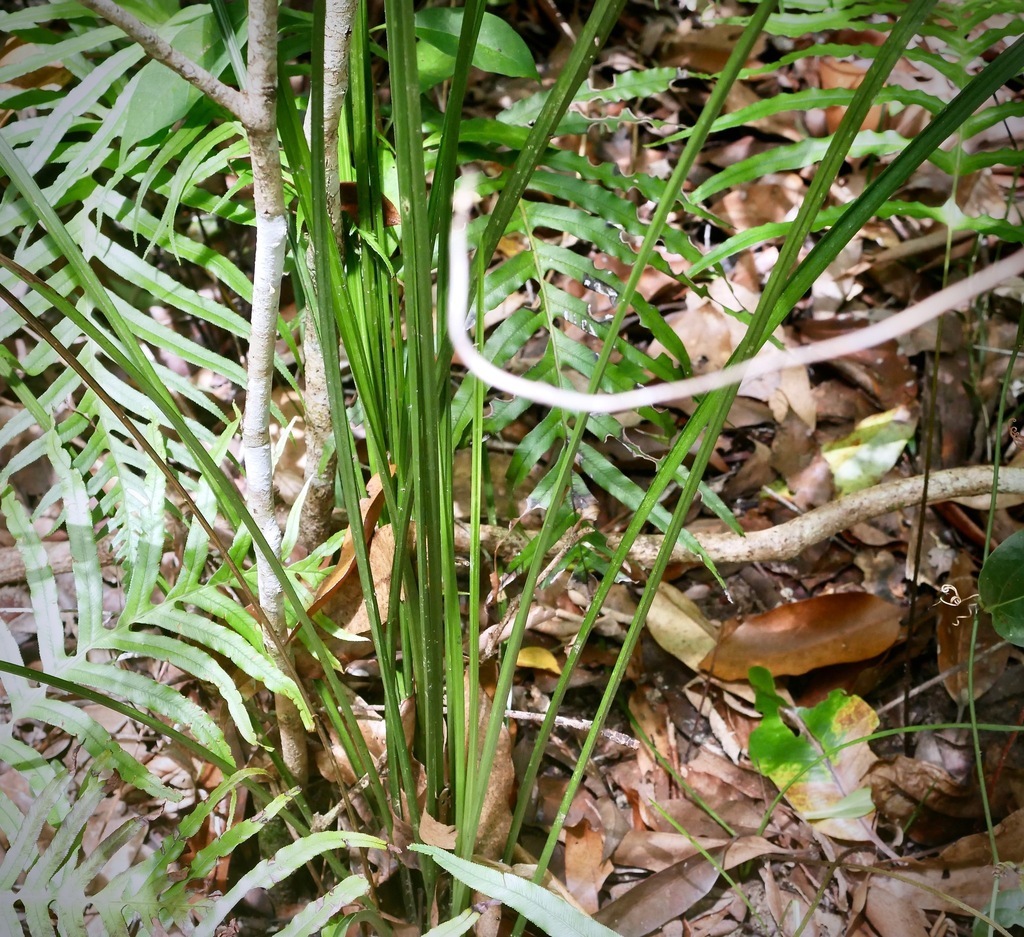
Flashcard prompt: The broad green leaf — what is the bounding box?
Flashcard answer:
[413,844,621,937]
[749,667,879,840]
[117,0,179,23]
[415,9,539,80]
[976,889,1024,937]
[124,10,221,159]
[417,39,459,90]
[979,529,1024,645]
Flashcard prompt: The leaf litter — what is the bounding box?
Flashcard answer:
[445,3,1024,934]
[3,0,1024,934]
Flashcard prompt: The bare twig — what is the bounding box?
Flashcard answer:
[73,0,247,121]
[874,641,1012,717]
[0,537,115,585]
[455,466,1024,569]
[504,709,639,749]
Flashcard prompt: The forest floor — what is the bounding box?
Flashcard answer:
[3,0,1024,935]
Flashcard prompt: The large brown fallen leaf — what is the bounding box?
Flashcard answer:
[612,829,785,873]
[701,592,902,680]
[315,691,415,786]
[594,849,724,937]
[469,683,514,861]
[598,835,788,937]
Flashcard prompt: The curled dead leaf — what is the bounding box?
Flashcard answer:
[338,181,400,226]
[468,685,514,861]
[308,467,393,617]
[866,754,980,845]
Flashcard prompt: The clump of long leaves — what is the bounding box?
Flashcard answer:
[1,0,1023,931]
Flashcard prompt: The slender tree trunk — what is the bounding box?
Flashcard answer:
[77,0,311,785]
[299,0,358,552]
[242,0,308,786]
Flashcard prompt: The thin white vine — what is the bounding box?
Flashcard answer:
[449,181,1024,414]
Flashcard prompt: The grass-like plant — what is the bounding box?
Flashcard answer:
[1,0,1023,932]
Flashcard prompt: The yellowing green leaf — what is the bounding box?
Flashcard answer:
[749,667,879,840]
[822,405,917,495]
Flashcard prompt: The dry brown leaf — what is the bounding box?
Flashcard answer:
[657,21,766,72]
[469,684,514,860]
[937,552,1009,705]
[858,844,1023,918]
[629,687,677,783]
[725,80,806,143]
[337,181,400,226]
[941,806,1024,864]
[701,592,902,680]
[593,849,725,937]
[646,582,717,671]
[796,319,917,411]
[863,879,933,937]
[418,810,458,849]
[0,37,72,128]
[307,524,396,655]
[268,388,306,506]
[866,754,980,845]
[308,468,393,616]
[564,820,613,914]
[316,692,416,786]
[711,179,805,231]
[613,828,784,874]
[819,54,885,134]
[613,829,711,872]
